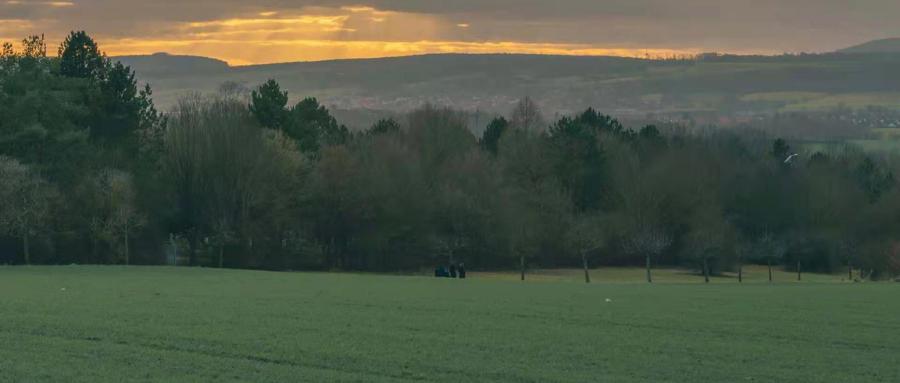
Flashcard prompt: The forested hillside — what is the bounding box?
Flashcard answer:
[116,50,900,120]
[2,33,900,278]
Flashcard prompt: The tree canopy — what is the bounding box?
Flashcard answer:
[1,32,899,280]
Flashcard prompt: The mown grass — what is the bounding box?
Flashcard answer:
[1,266,898,382]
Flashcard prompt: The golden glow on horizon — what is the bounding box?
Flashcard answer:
[2,5,706,65]
[100,38,701,66]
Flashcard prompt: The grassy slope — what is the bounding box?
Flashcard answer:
[0,266,897,382]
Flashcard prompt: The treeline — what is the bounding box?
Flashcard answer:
[2,33,899,279]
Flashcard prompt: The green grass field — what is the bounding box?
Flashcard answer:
[1,266,898,382]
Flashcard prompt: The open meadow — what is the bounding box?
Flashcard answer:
[1,266,898,382]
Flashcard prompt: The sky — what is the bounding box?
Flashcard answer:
[2,0,900,65]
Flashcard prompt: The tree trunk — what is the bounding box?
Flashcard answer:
[797,261,802,281]
[646,254,652,283]
[218,245,224,268]
[23,232,30,265]
[189,232,198,267]
[448,247,455,266]
[848,262,853,281]
[171,235,178,267]
[768,259,773,283]
[331,237,339,269]
[738,258,743,283]
[520,255,525,281]
[582,251,591,284]
[247,237,254,268]
[703,258,710,283]
[92,237,99,263]
[124,231,130,266]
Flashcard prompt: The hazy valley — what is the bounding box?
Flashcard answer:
[118,39,900,132]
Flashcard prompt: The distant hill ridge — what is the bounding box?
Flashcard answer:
[115,52,645,70]
[111,50,900,118]
[114,52,230,76]
[839,38,900,54]
[115,39,900,74]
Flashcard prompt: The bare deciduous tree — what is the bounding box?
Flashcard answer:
[610,146,671,283]
[567,215,605,283]
[751,231,786,283]
[0,156,55,264]
[101,170,145,265]
[165,94,274,267]
[623,226,672,283]
[509,97,545,133]
[686,206,733,284]
[84,169,145,264]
